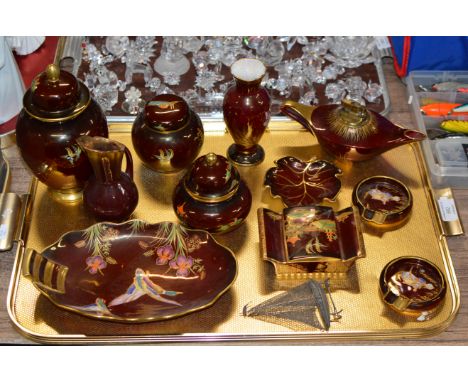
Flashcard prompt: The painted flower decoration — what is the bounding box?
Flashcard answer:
[85,255,107,275]
[185,235,202,253]
[169,255,194,277]
[264,156,342,207]
[101,227,119,242]
[156,245,175,265]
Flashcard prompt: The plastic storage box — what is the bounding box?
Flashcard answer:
[407,71,468,188]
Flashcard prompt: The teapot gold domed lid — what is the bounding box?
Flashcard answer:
[144,94,190,132]
[23,64,91,123]
[184,153,240,203]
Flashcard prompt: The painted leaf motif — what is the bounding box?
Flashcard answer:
[264,156,342,207]
[105,256,118,265]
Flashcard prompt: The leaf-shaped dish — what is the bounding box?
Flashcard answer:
[264,156,342,207]
[22,220,237,322]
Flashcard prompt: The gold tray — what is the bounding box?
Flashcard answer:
[7,121,460,343]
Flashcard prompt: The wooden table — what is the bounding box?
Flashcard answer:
[1,61,467,345]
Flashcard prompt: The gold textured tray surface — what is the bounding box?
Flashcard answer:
[8,123,459,343]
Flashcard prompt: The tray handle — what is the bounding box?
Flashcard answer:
[0,193,22,251]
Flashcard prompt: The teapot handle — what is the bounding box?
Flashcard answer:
[123,146,134,180]
[281,100,316,134]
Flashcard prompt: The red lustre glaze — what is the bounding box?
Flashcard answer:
[352,176,412,226]
[185,153,238,198]
[173,153,252,233]
[264,156,342,207]
[23,221,237,322]
[379,257,446,314]
[281,99,426,162]
[258,205,365,274]
[77,136,139,223]
[16,101,108,189]
[132,94,204,173]
[15,64,108,195]
[31,68,81,112]
[173,180,252,234]
[223,60,271,165]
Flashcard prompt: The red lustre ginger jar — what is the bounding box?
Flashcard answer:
[223,58,271,166]
[173,152,252,233]
[131,94,204,173]
[15,64,108,202]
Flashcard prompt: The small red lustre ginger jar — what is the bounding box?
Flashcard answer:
[131,94,204,173]
[173,152,252,233]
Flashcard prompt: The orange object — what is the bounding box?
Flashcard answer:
[420,103,461,117]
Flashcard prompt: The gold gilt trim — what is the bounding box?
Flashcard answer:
[22,248,35,277]
[23,95,90,123]
[184,179,239,203]
[350,205,366,260]
[23,82,91,123]
[44,262,55,288]
[354,175,412,226]
[327,100,378,142]
[57,266,68,294]
[32,254,43,284]
[22,249,68,294]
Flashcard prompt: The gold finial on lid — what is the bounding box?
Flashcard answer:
[205,153,218,166]
[327,99,377,142]
[45,64,60,84]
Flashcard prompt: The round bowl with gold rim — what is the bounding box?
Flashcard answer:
[379,256,446,317]
[352,175,413,228]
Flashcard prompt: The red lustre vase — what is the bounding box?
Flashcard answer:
[223,58,271,166]
[77,136,139,222]
[173,152,252,234]
[16,64,108,203]
[132,94,204,173]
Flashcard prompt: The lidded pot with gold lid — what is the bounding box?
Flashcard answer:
[173,153,252,233]
[16,63,108,202]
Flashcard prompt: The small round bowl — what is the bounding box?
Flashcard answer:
[379,256,446,316]
[352,176,412,228]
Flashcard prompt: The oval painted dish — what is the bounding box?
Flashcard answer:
[22,220,237,322]
[264,156,342,207]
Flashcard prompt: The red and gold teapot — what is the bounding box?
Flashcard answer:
[281,99,426,161]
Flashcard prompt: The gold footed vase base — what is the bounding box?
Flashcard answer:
[227,144,265,166]
[48,187,83,204]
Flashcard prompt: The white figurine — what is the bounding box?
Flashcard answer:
[0,36,45,124]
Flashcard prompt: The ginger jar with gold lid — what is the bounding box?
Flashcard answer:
[173,153,252,233]
[15,63,108,202]
[131,94,204,173]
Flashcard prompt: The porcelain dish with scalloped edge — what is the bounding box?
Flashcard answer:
[22,220,237,322]
[264,156,342,207]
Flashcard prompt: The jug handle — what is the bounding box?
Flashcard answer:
[123,146,134,180]
[281,100,316,134]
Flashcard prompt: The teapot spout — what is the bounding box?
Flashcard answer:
[390,125,426,149]
[281,100,316,134]
[402,128,427,143]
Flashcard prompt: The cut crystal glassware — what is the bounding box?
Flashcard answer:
[325,36,375,68]
[154,37,190,76]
